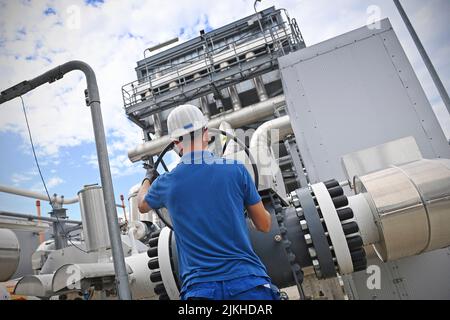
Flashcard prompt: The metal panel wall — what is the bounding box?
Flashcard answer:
[278,19,450,184]
[278,18,450,299]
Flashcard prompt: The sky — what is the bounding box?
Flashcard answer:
[0,0,449,221]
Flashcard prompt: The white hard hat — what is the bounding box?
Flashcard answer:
[167,104,208,140]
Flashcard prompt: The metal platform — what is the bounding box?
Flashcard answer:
[121,7,304,129]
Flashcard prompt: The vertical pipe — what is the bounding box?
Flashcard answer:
[120,195,128,223]
[393,0,450,115]
[253,76,268,101]
[199,95,211,119]
[229,85,242,110]
[90,99,132,299]
[36,200,44,244]
[152,113,163,138]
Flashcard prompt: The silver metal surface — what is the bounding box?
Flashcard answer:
[394,159,450,251]
[253,75,268,101]
[128,94,286,161]
[355,165,429,261]
[14,274,54,298]
[0,229,20,281]
[229,85,242,110]
[354,159,450,261]
[78,185,111,252]
[341,136,423,182]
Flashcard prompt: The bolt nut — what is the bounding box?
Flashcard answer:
[308,247,317,258]
[300,219,308,230]
[304,233,312,245]
[274,234,282,242]
[312,259,320,268]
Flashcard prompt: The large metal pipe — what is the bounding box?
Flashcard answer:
[354,158,450,261]
[0,210,81,225]
[249,115,292,149]
[229,85,242,111]
[0,184,78,205]
[253,76,268,102]
[0,61,131,299]
[0,229,20,282]
[152,113,163,138]
[128,94,286,162]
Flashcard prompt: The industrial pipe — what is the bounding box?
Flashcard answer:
[0,211,81,225]
[0,61,132,299]
[128,94,286,162]
[249,115,292,149]
[253,76,268,102]
[0,184,79,205]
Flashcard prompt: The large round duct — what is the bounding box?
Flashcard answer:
[354,159,450,261]
[0,229,20,281]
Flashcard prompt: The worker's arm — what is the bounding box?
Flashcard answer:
[137,179,152,213]
[246,201,271,233]
[137,166,159,213]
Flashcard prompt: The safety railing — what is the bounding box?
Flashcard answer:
[122,11,303,114]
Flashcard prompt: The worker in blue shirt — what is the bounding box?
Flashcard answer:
[137,104,280,300]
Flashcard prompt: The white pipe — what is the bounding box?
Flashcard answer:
[250,115,292,149]
[0,184,79,205]
[128,227,139,255]
[128,94,286,162]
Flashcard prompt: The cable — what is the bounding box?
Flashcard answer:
[20,96,87,254]
[20,96,54,209]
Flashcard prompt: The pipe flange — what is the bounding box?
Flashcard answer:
[292,188,336,279]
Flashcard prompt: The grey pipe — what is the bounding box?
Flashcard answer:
[0,184,79,205]
[0,210,82,225]
[229,85,242,110]
[0,61,131,300]
[128,94,286,162]
[152,113,163,138]
[199,95,211,119]
[253,76,268,102]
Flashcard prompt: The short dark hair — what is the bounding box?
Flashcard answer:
[177,127,207,143]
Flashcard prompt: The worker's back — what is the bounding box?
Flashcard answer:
[145,150,269,292]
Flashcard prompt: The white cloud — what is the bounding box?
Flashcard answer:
[11,172,34,186]
[46,176,64,188]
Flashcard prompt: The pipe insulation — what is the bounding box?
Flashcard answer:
[249,115,292,150]
[128,94,286,162]
[0,184,79,205]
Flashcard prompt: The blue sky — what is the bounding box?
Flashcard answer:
[0,0,449,221]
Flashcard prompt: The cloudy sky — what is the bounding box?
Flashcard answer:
[0,0,449,220]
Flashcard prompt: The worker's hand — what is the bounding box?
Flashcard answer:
[142,163,159,185]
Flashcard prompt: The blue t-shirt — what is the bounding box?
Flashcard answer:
[145,150,269,293]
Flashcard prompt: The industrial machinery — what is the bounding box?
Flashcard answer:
[1,6,449,300]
